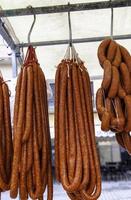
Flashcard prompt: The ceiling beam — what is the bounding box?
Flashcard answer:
[17,34,131,48]
[0,19,23,67]
[0,19,16,49]
[0,0,131,17]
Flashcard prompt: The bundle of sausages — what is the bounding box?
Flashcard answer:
[10,46,53,200]
[97,38,131,154]
[0,75,12,191]
[55,46,101,200]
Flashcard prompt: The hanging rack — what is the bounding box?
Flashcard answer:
[0,1,130,18]
[0,0,130,77]
[27,6,36,44]
[14,0,130,48]
[0,0,130,49]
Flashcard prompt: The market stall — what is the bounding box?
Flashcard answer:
[0,0,130,199]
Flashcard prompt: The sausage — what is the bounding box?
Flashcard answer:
[59,64,83,192]
[0,175,9,191]
[80,67,101,200]
[1,113,6,181]
[46,135,53,200]
[78,66,96,193]
[41,172,47,194]
[39,65,52,199]
[122,132,131,154]
[40,66,53,199]
[77,66,92,191]
[10,67,27,198]
[114,97,125,131]
[101,111,111,132]
[110,97,125,132]
[120,46,131,72]
[13,71,23,137]
[38,197,43,200]
[33,109,42,197]
[105,98,111,112]
[55,53,101,198]
[105,98,119,131]
[54,64,61,181]
[118,81,126,99]
[97,38,111,66]
[67,65,76,183]
[2,82,13,181]
[0,82,7,183]
[120,62,131,94]
[124,95,131,132]
[26,130,33,172]
[33,63,43,150]
[96,88,105,120]
[107,40,117,63]
[11,46,52,199]
[112,45,122,67]
[65,103,70,181]
[108,66,119,98]
[73,109,83,190]
[71,64,89,190]
[105,97,116,119]
[101,60,112,90]
[67,192,81,200]
[38,67,48,178]
[22,65,33,142]
[116,132,125,148]
[28,111,42,199]
[19,144,27,200]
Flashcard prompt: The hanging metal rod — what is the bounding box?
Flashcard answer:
[0,0,131,17]
[17,34,131,48]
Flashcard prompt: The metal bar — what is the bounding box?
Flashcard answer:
[0,19,23,66]
[0,0,130,17]
[68,2,73,47]
[110,0,114,38]
[18,34,131,48]
[90,75,103,81]
[0,19,16,49]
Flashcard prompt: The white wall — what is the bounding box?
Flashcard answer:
[0,64,12,80]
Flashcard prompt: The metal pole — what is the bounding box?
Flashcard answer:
[0,0,130,17]
[17,34,131,48]
[68,3,73,47]
[0,19,15,50]
[110,0,114,39]
[11,51,17,78]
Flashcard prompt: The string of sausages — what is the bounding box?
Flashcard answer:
[55,45,101,200]
[0,75,13,192]
[96,38,131,154]
[10,46,53,200]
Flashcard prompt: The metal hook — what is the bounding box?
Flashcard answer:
[68,2,73,47]
[27,5,36,44]
[110,0,114,39]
